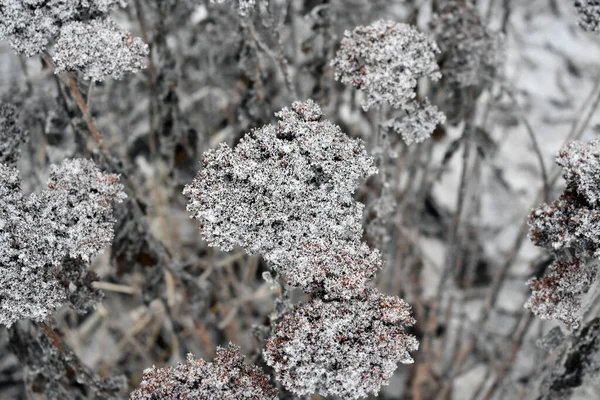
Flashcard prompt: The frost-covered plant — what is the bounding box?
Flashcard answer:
[9,323,126,400]
[0,159,126,327]
[0,102,28,166]
[184,100,379,297]
[431,1,504,88]
[556,139,600,206]
[54,18,148,81]
[0,0,126,56]
[528,191,600,257]
[130,343,278,399]
[331,20,445,145]
[529,139,600,258]
[263,287,418,399]
[267,240,383,300]
[528,138,600,326]
[575,0,600,33]
[385,100,445,146]
[525,258,597,327]
[332,20,441,111]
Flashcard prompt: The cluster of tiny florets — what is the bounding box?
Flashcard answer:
[0,0,126,56]
[184,100,378,297]
[0,159,126,327]
[331,20,445,145]
[130,344,278,399]
[0,102,28,166]
[575,1,600,33]
[431,1,504,88]
[525,258,597,327]
[528,139,600,326]
[185,100,419,397]
[386,100,446,146]
[332,20,441,111]
[0,0,147,81]
[54,18,149,81]
[263,288,418,399]
[267,240,383,300]
[556,139,600,205]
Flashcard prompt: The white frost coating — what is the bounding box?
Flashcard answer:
[0,0,126,56]
[526,258,597,328]
[557,138,600,206]
[130,344,278,399]
[184,100,379,298]
[264,288,419,399]
[331,20,444,145]
[54,19,148,81]
[0,102,28,166]
[0,159,126,327]
[331,20,441,111]
[386,100,446,146]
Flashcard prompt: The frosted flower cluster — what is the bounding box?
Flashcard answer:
[184,100,379,298]
[0,0,126,56]
[331,20,445,145]
[528,139,600,326]
[575,1,600,33]
[130,344,278,399]
[332,20,441,111]
[210,0,256,16]
[0,159,126,327]
[431,1,504,88]
[526,258,597,327]
[385,100,446,146]
[185,100,418,396]
[54,19,148,81]
[263,288,418,399]
[556,139,600,205]
[0,102,28,166]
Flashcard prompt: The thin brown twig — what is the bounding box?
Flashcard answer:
[41,53,111,157]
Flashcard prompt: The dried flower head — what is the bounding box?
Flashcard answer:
[528,191,600,257]
[331,20,442,111]
[264,288,418,399]
[529,139,600,258]
[0,102,28,166]
[525,258,597,328]
[184,100,378,295]
[54,19,148,81]
[267,239,383,300]
[431,1,504,88]
[575,1,600,33]
[130,344,278,399]
[0,0,126,56]
[557,138,600,206]
[0,159,125,327]
[386,100,446,146]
